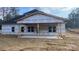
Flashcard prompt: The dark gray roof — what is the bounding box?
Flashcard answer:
[2,9,67,24]
[2,15,22,24]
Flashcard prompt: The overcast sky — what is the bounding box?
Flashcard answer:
[19,7,75,18]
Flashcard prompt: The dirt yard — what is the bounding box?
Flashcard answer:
[0,31,79,51]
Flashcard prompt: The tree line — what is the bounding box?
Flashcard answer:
[66,8,79,29]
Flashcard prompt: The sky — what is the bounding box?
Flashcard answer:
[19,7,75,18]
[0,7,75,19]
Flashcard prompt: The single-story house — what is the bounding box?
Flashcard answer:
[1,9,66,38]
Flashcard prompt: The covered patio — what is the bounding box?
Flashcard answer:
[17,23,62,36]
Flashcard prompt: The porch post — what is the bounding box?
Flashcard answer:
[37,23,39,36]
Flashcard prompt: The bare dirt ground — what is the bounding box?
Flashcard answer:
[0,31,79,51]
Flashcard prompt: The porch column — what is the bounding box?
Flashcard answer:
[37,23,39,36]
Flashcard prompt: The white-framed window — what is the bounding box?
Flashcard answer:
[21,27,24,32]
[48,26,52,32]
[27,26,34,32]
[48,26,56,32]
[12,27,15,32]
[0,25,2,30]
[53,26,56,32]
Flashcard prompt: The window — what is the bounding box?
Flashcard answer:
[21,27,24,32]
[48,26,52,32]
[12,27,15,32]
[53,26,56,32]
[28,27,30,32]
[0,25,2,30]
[31,27,34,32]
[27,26,34,32]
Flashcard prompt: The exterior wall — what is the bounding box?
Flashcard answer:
[1,23,66,36]
[2,24,20,35]
[57,23,65,35]
[18,24,37,35]
[60,23,65,33]
[0,25,2,33]
[37,23,65,36]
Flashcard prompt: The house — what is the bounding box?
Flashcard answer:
[1,9,66,38]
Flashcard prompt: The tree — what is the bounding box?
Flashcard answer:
[4,13,12,20]
[0,7,19,20]
[5,7,19,20]
[67,8,79,28]
[0,7,10,20]
[9,7,19,18]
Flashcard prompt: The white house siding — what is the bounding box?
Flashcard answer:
[17,14,63,24]
[57,23,65,35]
[60,23,65,33]
[18,25,37,35]
[2,24,20,35]
[1,23,65,36]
